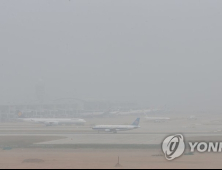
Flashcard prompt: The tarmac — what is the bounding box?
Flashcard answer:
[1,113,222,147]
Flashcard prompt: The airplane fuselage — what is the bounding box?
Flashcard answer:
[92,125,140,133]
[19,118,86,126]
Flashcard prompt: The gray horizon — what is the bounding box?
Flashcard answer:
[0,0,222,112]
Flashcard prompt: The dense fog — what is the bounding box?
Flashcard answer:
[1,0,222,111]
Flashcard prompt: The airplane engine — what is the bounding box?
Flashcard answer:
[105,129,111,132]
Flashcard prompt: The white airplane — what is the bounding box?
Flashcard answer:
[18,118,86,126]
[145,117,170,122]
[108,109,163,116]
[92,118,140,133]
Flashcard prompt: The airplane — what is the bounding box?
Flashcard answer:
[92,118,140,133]
[144,117,170,122]
[16,110,86,126]
[108,109,163,116]
[18,118,86,126]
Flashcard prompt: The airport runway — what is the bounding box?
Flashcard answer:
[0,122,221,134]
[1,128,222,169]
[34,133,222,145]
[0,114,222,148]
[1,133,222,147]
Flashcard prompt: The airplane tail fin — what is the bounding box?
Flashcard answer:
[132,118,140,126]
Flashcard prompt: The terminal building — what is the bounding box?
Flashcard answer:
[0,99,138,122]
[0,79,138,122]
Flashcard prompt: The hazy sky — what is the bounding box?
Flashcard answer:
[0,0,222,110]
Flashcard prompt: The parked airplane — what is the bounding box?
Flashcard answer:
[18,118,86,126]
[108,109,163,116]
[16,111,86,126]
[145,117,170,122]
[92,118,140,133]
